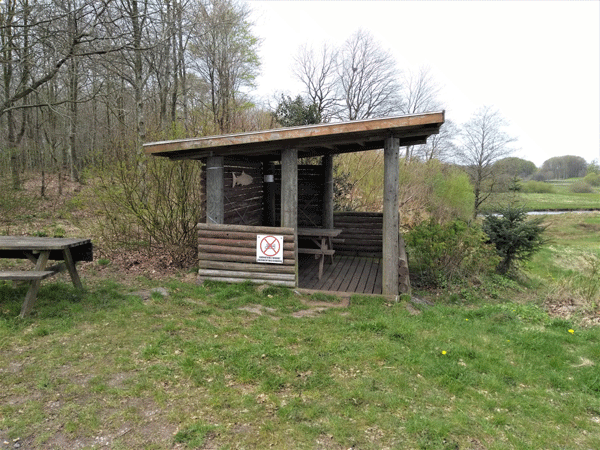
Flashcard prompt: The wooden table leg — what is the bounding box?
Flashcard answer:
[62,248,83,289]
[20,251,50,318]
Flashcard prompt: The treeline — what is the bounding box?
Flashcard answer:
[0,0,269,190]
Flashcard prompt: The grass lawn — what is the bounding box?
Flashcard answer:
[519,181,600,211]
[1,277,600,449]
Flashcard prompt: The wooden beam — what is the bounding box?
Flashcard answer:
[323,154,334,229]
[281,148,298,229]
[206,156,224,224]
[382,136,399,296]
[281,147,298,284]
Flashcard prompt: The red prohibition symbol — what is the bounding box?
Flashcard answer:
[260,236,281,256]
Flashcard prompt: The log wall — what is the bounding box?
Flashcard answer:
[198,223,297,287]
[333,212,383,257]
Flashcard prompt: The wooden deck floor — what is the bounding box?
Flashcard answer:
[298,255,383,295]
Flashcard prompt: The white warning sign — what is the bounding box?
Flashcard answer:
[256,234,284,264]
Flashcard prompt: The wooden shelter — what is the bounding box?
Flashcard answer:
[144,112,445,297]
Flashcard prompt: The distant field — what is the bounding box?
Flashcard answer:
[520,180,600,211]
[520,191,600,211]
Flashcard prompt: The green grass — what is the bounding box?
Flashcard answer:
[518,180,600,211]
[2,276,600,449]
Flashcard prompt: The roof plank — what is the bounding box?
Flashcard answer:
[144,112,445,161]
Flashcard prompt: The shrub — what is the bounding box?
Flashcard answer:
[521,180,555,194]
[569,181,593,193]
[482,205,547,275]
[95,155,203,267]
[583,173,600,187]
[405,219,498,288]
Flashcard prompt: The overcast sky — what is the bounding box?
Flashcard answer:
[248,0,599,167]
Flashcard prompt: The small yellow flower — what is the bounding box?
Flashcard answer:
[441,350,447,355]
[568,329,575,334]
[465,318,469,321]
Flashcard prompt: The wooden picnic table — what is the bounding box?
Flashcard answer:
[297,228,342,280]
[0,236,93,317]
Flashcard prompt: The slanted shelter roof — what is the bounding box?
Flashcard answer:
[143,111,445,161]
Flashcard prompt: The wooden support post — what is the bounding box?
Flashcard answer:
[323,154,334,229]
[63,248,83,289]
[206,156,224,224]
[281,148,298,285]
[281,148,298,229]
[20,250,50,318]
[382,136,399,296]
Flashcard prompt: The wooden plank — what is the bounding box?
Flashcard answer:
[346,257,369,292]
[323,154,334,229]
[198,245,295,260]
[199,260,296,274]
[337,256,362,292]
[199,238,295,250]
[297,228,342,238]
[198,223,295,235]
[206,156,224,224]
[198,230,294,242]
[198,252,295,266]
[198,276,295,287]
[198,269,295,282]
[382,136,399,296]
[298,248,335,256]
[0,270,55,281]
[20,250,50,317]
[281,148,298,229]
[365,258,381,295]
[355,258,374,294]
[330,255,356,292]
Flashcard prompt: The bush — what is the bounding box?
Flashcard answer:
[521,180,555,194]
[95,155,203,267]
[583,173,600,187]
[569,181,593,193]
[405,219,498,288]
[483,205,547,275]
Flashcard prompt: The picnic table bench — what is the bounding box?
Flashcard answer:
[0,236,93,317]
[297,228,342,280]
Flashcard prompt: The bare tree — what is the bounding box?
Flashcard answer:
[337,29,402,121]
[293,43,338,123]
[455,106,516,218]
[399,66,445,160]
[418,119,457,162]
[188,0,260,134]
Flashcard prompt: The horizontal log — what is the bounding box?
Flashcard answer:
[198,252,296,265]
[199,269,295,282]
[337,224,383,231]
[198,276,296,287]
[336,250,382,258]
[199,238,295,250]
[199,260,296,274]
[336,244,383,251]
[198,245,294,259]
[198,223,295,235]
[198,230,295,242]
[334,212,383,218]
[334,238,382,246]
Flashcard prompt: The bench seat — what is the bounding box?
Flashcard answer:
[298,248,335,256]
[0,270,56,282]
